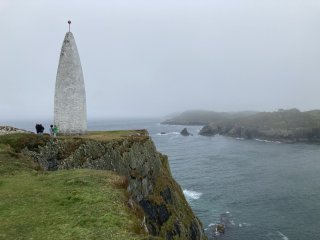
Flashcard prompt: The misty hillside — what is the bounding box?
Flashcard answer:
[162,110,258,125]
[199,109,320,142]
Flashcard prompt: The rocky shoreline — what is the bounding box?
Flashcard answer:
[199,125,320,143]
[163,109,320,144]
[198,109,320,143]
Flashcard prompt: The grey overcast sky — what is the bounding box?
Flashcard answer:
[1,0,320,120]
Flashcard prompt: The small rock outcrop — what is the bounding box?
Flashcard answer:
[216,224,225,233]
[0,126,31,135]
[180,128,192,136]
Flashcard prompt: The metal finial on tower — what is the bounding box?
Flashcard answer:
[68,20,71,32]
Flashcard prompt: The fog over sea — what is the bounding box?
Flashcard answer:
[8,118,320,240]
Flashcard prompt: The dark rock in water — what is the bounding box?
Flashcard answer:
[208,212,231,238]
[216,224,225,234]
[160,132,166,135]
[211,223,225,239]
[180,128,192,136]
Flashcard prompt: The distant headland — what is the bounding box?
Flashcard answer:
[162,109,320,143]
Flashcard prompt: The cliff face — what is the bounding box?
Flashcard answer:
[17,131,207,240]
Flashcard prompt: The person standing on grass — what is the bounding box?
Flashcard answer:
[53,125,58,137]
[35,123,44,134]
[35,124,40,134]
[50,125,54,136]
[39,124,44,134]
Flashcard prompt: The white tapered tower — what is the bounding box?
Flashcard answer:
[54,21,87,134]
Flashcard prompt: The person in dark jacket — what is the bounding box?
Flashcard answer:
[39,124,44,134]
[35,123,45,134]
[35,124,41,134]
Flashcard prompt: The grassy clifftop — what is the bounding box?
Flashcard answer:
[0,141,149,240]
[0,130,207,240]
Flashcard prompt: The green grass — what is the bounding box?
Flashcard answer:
[42,130,149,143]
[0,145,148,240]
[0,130,148,155]
[79,130,148,142]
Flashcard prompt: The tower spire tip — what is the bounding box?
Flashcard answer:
[68,20,71,32]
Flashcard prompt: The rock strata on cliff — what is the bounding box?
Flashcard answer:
[3,131,207,240]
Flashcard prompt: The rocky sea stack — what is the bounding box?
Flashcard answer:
[180,128,192,136]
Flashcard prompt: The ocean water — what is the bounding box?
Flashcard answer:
[6,118,320,240]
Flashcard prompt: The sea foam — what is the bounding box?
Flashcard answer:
[156,132,180,136]
[278,231,289,240]
[183,189,203,201]
[255,138,281,144]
